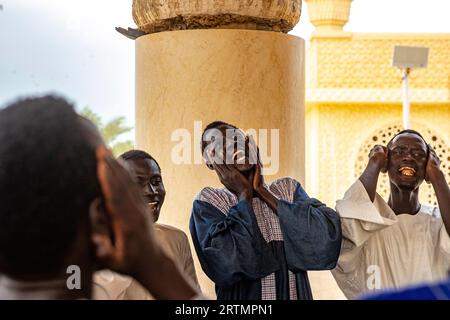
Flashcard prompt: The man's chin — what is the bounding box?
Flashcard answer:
[396,181,421,192]
[152,211,160,223]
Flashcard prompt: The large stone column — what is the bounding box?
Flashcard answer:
[134,0,305,298]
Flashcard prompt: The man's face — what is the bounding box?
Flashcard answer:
[203,125,256,173]
[126,158,166,222]
[387,133,428,191]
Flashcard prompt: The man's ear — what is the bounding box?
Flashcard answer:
[89,198,114,266]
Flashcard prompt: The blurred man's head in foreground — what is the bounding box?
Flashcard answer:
[0,95,104,298]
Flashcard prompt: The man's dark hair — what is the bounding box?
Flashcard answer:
[387,129,428,149]
[201,121,238,153]
[119,150,161,171]
[0,95,101,278]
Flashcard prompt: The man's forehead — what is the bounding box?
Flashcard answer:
[391,133,427,149]
[204,125,244,140]
[126,157,160,175]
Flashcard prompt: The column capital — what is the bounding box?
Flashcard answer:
[132,0,302,34]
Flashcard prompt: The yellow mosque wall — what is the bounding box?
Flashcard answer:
[308,33,450,90]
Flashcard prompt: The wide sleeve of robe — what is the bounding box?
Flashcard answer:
[277,179,342,272]
[333,179,400,277]
[190,197,280,288]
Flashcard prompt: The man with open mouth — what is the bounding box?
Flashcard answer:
[189,121,342,300]
[94,150,200,299]
[332,129,450,300]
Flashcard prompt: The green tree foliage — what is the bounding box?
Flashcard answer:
[80,107,134,156]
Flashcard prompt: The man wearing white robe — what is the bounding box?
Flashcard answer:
[332,130,450,300]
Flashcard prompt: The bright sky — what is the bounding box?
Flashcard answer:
[1,0,449,138]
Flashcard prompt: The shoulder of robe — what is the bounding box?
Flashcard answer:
[194,187,236,215]
[194,187,225,201]
[155,223,189,241]
[268,176,300,201]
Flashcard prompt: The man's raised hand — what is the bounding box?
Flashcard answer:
[209,150,254,202]
[425,145,442,183]
[369,145,389,173]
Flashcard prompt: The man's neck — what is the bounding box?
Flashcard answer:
[0,276,88,300]
[388,184,421,215]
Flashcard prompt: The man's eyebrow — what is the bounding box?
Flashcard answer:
[143,173,162,179]
[390,145,427,151]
